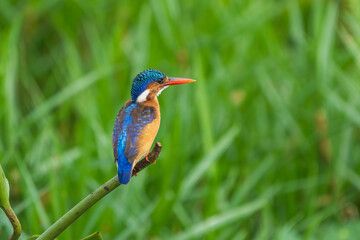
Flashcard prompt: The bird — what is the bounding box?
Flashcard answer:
[112,69,195,184]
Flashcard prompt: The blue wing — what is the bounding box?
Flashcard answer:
[112,101,156,184]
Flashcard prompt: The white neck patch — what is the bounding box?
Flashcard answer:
[157,86,168,96]
[136,89,150,102]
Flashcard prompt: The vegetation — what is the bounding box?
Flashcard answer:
[1,0,360,239]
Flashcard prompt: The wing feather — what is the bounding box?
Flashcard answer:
[112,100,156,184]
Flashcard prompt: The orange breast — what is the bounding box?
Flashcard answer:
[133,97,161,163]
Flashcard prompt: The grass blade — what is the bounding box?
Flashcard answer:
[171,198,266,240]
[179,125,240,199]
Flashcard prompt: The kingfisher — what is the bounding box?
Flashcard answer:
[112,69,195,184]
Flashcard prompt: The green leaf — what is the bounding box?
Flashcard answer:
[26,235,40,240]
[0,164,10,209]
[172,198,266,240]
[1,163,22,239]
[179,125,240,199]
[81,232,103,240]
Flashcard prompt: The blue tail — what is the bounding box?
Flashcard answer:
[117,163,133,184]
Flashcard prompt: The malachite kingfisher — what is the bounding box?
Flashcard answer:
[112,69,195,184]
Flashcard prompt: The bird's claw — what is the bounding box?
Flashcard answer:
[144,151,157,164]
[145,151,152,162]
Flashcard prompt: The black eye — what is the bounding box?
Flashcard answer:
[157,78,164,84]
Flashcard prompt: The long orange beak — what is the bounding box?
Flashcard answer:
[166,77,196,85]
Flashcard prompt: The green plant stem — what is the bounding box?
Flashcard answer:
[1,205,22,240]
[1,163,22,240]
[37,142,162,240]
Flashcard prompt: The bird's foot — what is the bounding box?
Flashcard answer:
[145,151,152,162]
[145,151,156,164]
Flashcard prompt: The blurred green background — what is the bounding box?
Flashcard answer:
[1,0,360,239]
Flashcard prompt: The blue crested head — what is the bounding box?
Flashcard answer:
[131,69,166,102]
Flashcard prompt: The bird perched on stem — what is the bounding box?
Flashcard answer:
[112,69,195,184]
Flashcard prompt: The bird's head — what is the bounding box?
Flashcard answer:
[131,69,195,102]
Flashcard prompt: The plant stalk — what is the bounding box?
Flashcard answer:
[37,142,162,240]
[1,205,22,240]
